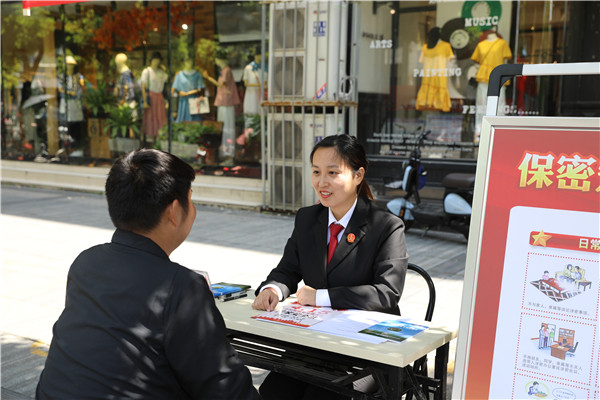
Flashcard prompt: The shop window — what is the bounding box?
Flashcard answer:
[357,0,599,189]
[1,1,266,180]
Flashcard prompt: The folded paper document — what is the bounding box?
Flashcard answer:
[252,303,341,328]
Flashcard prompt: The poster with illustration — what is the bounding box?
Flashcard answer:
[488,207,598,398]
[513,374,591,400]
[452,118,600,400]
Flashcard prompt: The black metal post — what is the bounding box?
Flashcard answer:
[167,1,172,153]
[388,3,400,133]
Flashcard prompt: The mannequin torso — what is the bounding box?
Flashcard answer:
[172,61,206,123]
[242,56,266,115]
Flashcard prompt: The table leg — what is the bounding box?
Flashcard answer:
[386,367,428,400]
[434,342,450,400]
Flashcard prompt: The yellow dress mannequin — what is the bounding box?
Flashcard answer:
[416,28,454,112]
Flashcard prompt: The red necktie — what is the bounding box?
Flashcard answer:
[327,223,344,265]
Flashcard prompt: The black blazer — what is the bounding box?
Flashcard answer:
[256,197,408,315]
[38,230,259,400]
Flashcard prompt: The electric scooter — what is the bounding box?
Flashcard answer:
[386,130,475,238]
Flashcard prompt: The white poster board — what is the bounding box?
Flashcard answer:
[453,116,600,400]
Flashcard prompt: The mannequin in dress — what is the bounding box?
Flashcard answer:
[239,51,267,146]
[141,51,168,145]
[471,29,512,140]
[172,57,206,122]
[415,27,454,112]
[114,53,136,109]
[242,53,266,117]
[58,55,85,150]
[203,54,240,162]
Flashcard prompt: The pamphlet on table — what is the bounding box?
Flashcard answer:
[253,303,429,344]
[251,302,341,327]
[211,282,251,301]
[359,320,428,343]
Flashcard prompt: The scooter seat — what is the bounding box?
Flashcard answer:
[442,173,476,189]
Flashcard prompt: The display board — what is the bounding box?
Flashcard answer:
[453,116,600,399]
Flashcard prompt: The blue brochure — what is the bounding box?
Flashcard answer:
[211,284,243,297]
[359,319,428,343]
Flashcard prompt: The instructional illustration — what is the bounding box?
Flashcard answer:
[488,207,599,398]
[530,263,592,302]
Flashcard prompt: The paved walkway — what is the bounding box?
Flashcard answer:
[1,184,467,398]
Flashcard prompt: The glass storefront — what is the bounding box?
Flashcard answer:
[2,1,264,178]
[2,1,599,208]
[357,0,600,189]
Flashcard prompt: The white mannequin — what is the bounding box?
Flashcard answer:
[141,52,168,143]
[142,57,166,109]
[58,55,84,123]
[114,53,132,106]
[115,53,130,73]
[242,54,267,116]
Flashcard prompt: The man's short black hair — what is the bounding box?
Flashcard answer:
[105,149,196,232]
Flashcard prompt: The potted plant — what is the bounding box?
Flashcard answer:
[158,122,200,159]
[103,104,140,154]
[84,82,116,119]
[195,121,222,165]
[84,83,117,158]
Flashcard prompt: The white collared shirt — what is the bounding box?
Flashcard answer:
[326,197,357,245]
[317,197,358,307]
[261,198,359,307]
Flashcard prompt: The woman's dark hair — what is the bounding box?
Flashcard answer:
[309,134,374,200]
[427,27,441,49]
[105,149,196,233]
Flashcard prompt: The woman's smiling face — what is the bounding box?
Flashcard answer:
[311,147,364,220]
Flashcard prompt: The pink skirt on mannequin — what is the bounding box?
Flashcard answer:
[142,91,167,137]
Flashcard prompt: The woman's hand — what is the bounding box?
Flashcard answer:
[252,288,279,311]
[297,285,317,306]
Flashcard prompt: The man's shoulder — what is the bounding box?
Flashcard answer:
[74,241,186,275]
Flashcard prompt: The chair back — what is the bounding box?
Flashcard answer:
[407,263,436,322]
[404,263,437,395]
[569,341,578,353]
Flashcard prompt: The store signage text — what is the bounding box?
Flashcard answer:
[413,68,462,78]
[367,132,409,145]
[462,105,540,116]
[465,16,500,27]
[517,151,600,192]
[370,40,393,49]
[362,31,392,49]
[313,21,326,37]
[362,31,384,40]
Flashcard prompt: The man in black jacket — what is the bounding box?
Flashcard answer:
[37,149,259,399]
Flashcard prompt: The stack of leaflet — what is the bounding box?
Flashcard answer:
[211,282,251,302]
